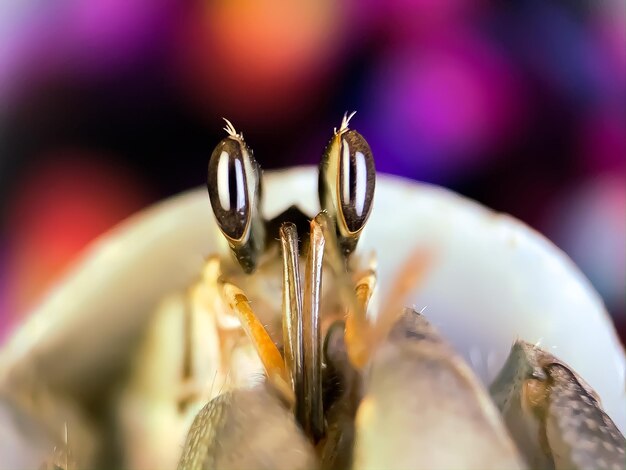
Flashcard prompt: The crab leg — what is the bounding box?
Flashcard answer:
[219,281,291,401]
[178,385,318,470]
[353,308,527,470]
[491,341,626,470]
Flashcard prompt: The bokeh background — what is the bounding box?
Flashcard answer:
[0,0,624,342]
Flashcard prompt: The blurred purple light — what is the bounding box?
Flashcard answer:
[543,176,626,319]
[363,31,525,182]
[504,2,625,106]
[65,0,172,76]
[0,0,172,102]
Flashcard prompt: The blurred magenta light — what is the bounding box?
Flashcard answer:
[0,0,172,103]
[64,0,172,76]
[383,0,485,40]
[593,2,626,89]
[363,30,526,182]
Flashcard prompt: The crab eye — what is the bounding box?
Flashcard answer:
[207,137,252,241]
[337,130,376,234]
[319,115,376,257]
[207,121,265,273]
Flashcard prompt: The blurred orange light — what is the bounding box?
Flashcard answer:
[175,0,343,123]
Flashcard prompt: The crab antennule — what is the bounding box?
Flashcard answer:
[337,111,357,135]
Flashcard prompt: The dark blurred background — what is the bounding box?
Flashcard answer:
[0,0,624,341]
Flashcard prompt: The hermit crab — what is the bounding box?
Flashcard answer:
[0,115,624,470]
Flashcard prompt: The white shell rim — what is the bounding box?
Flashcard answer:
[0,166,623,432]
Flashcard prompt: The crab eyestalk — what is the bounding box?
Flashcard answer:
[207,119,265,273]
[318,112,376,258]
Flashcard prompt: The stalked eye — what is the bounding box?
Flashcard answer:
[207,137,251,241]
[338,130,375,234]
[207,120,265,273]
[319,112,376,257]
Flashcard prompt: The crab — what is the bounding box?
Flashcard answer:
[0,115,624,469]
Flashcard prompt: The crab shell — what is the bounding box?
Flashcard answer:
[0,167,624,441]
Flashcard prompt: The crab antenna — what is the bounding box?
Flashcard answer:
[336,110,357,134]
[222,118,242,138]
